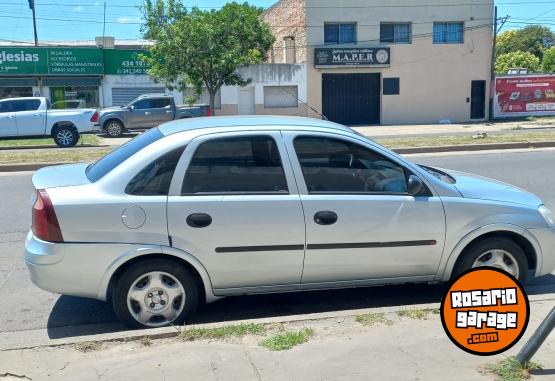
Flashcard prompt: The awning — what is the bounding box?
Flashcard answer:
[42,77,102,86]
[0,77,38,87]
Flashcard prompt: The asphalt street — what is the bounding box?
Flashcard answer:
[1,148,554,338]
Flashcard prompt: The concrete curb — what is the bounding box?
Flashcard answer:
[2,141,555,173]
[0,144,106,151]
[2,293,553,352]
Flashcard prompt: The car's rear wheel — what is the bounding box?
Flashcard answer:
[453,237,528,283]
[53,125,79,148]
[112,258,199,329]
[105,120,124,137]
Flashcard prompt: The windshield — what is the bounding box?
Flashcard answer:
[419,165,456,184]
[86,128,164,182]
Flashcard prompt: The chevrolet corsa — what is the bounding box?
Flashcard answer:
[25,116,555,328]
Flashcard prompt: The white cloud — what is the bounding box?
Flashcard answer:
[115,16,141,24]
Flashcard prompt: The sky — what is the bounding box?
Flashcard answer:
[0,0,554,43]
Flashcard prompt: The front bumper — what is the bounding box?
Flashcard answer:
[527,227,555,276]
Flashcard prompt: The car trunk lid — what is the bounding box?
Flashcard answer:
[32,163,91,190]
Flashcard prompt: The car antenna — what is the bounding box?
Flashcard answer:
[279,87,329,121]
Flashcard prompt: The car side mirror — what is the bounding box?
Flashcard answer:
[127,105,134,111]
[407,175,424,196]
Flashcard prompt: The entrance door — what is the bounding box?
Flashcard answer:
[238,87,255,115]
[167,132,306,290]
[471,80,486,119]
[285,132,446,283]
[322,73,380,125]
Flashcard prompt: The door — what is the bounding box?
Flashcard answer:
[322,73,380,125]
[238,87,255,115]
[471,80,486,119]
[284,132,445,283]
[167,132,306,290]
[0,100,17,137]
[148,97,174,125]
[129,98,160,128]
[14,99,46,136]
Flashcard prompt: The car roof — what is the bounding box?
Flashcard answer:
[138,93,171,99]
[159,115,353,136]
[0,97,42,101]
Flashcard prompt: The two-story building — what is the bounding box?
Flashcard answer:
[264,0,494,124]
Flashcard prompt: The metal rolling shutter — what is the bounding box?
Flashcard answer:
[111,87,166,106]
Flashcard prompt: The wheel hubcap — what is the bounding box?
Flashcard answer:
[127,271,185,327]
[107,123,121,136]
[56,130,73,146]
[472,249,520,278]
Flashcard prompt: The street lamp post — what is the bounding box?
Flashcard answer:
[28,0,38,46]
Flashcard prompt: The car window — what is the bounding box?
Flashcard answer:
[126,146,185,196]
[132,99,152,110]
[150,98,171,108]
[86,128,164,182]
[294,136,408,194]
[182,136,288,194]
[11,99,41,112]
[0,100,16,113]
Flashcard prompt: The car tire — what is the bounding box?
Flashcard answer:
[453,237,528,283]
[53,125,79,148]
[112,258,199,329]
[104,120,124,138]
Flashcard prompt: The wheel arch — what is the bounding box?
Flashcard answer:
[103,117,125,130]
[101,246,218,304]
[50,121,78,136]
[439,224,542,281]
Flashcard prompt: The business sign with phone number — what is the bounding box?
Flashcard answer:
[494,75,555,118]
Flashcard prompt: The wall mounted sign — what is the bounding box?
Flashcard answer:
[314,47,390,68]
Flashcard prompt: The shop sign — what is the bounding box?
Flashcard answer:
[0,47,104,75]
[494,75,555,118]
[104,49,151,75]
[314,47,390,68]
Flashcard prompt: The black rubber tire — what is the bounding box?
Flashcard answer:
[453,237,529,284]
[104,119,124,137]
[112,258,199,329]
[53,125,79,148]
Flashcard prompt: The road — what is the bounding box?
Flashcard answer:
[1,148,554,339]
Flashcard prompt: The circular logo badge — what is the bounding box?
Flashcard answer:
[376,49,389,64]
[440,268,529,356]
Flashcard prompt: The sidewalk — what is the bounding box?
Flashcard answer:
[1,299,553,381]
[353,118,555,138]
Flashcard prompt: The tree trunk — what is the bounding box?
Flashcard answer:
[208,90,216,116]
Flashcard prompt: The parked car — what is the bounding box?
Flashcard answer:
[26,116,555,328]
[98,94,211,138]
[0,97,99,147]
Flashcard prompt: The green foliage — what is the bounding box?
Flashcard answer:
[355,312,393,327]
[184,95,198,107]
[259,328,314,351]
[542,46,555,73]
[496,25,555,61]
[141,1,275,112]
[495,51,540,74]
[486,357,541,381]
[180,323,266,341]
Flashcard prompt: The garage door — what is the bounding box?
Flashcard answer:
[111,87,166,106]
[322,73,380,125]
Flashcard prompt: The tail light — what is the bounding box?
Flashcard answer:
[206,107,212,117]
[32,189,64,242]
[90,111,99,123]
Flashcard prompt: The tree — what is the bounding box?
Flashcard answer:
[495,51,540,74]
[496,25,555,61]
[141,1,275,113]
[543,46,555,73]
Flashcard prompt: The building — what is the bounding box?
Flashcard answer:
[263,0,495,124]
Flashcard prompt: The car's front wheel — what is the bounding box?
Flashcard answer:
[112,258,199,329]
[453,237,528,283]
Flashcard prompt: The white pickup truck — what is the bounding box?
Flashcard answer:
[0,97,99,147]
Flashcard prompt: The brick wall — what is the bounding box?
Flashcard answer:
[262,0,307,64]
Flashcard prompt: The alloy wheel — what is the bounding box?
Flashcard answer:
[472,249,520,278]
[56,129,74,146]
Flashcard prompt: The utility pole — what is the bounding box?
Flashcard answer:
[102,1,107,47]
[28,0,38,46]
[489,6,498,121]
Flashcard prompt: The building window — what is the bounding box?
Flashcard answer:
[433,22,464,44]
[183,88,221,109]
[380,23,412,44]
[49,86,99,108]
[264,86,298,108]
[324,23,357,44]
[383,78,400,95]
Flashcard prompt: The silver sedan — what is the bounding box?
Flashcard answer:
[25,116,555,328]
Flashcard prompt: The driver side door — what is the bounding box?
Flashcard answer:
[283,131,446,284]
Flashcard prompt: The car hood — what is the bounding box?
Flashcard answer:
[32,163,90,189]
[443,168,542,207]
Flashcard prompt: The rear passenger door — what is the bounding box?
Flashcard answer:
[167,132,306,291]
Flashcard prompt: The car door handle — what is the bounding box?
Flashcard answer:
[314,211,338,225]
[145,111,151,115]
[186,213,212,228]
[166,110,173,113]
[7,115,15,119]
[34,114,41,117]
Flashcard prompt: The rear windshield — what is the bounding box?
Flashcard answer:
[86,128,164,182]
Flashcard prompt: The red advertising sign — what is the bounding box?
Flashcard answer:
[494,75,555,118]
